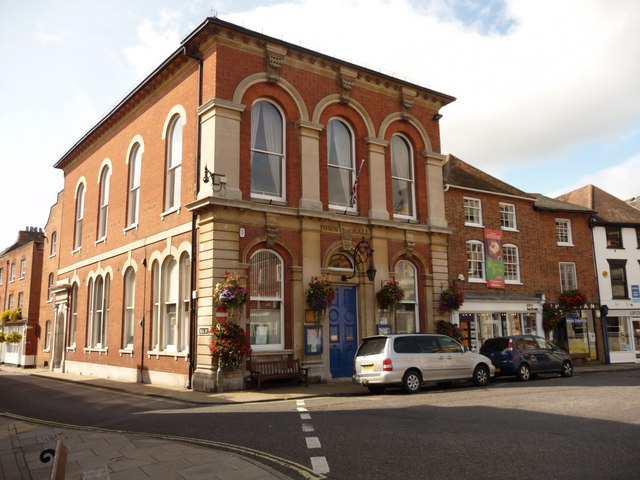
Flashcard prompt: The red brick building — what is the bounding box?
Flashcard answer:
[443,156,603,362]
[47,18,455,390]
[0,227,45,366]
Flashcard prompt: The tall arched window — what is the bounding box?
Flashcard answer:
[251,100,285,201]
[68,283,78,347]
[50,231,57,256]
[165,115,183,211]
[97,166,110,240]
[391,135,415,219]
[73,183,85,251]
[127,143,142,227]
[87,274,109,348]
[466,240,485,281]
[327,119,355,209]
[47,273,54,301]
[249,250,283,351]
[123,268,136,349]
[151,254,190,353]
[395,260,419,333]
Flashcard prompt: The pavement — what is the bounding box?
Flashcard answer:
[1,362,639,479]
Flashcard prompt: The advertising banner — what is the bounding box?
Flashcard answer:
[484,228,505,289]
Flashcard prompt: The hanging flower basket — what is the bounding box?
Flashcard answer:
[209,322,252,370]
[542,302,563,332]
[213,273,247,309]
[376,280,405,311]
[436,320,463,342]
[305,277,336,323]
[438,283,464,313]
[558,289,587,311]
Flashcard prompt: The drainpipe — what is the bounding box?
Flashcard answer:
[184,47,203,389]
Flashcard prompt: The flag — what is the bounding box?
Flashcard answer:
[349,159,365,207]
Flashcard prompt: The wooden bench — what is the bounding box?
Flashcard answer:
[249,358,309,390]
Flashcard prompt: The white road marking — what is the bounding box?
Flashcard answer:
[302,423,314,432]
[296,400,306,406]
[305,437,321,449]
[311,456,330,474]
[300,413,311,420]
[297,407,308,412]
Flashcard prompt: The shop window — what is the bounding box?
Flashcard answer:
[395,260,418,333]
[559,262,577,292]
[73,183,85,251]
[464,197,482,226]
[503,244,520,283]
[391,135,415,219]
[466,240,485,280]
[249,249,284,351]
[327,119,355,210]
[607,259,628,298]
[499,203,517,230]
[127,143,142,228]
[97,165,110,241]
[164,115,183,212]
[555,219,573,246]
[123,268,136,349]
[606,226,623,248]
[606,317,632,352]
[251,100,285,201]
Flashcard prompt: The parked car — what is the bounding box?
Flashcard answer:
[479,335,573,381]
[352,334,495,394]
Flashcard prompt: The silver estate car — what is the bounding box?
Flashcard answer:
[352,334,495,394]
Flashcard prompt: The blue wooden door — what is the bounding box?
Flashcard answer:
[329,285,358,378]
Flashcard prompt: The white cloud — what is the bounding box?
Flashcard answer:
[123,10,183,79]
[550,153,640,200]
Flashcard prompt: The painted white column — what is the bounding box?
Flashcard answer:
[297,120,324,211]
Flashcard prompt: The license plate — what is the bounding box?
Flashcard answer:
[362,364,374,371]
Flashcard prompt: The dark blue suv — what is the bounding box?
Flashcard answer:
[480,335,573,381]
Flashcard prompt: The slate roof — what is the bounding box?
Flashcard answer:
[529,193,594,214]
[557,185,640,225]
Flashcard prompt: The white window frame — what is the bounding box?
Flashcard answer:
[73,183,85,251]
[556,219,573,246]
[44,320,52,352]
[68,284,78,348]
[7,294,14,310]
[17,292,23,309]
[499,203,517,231]
[503,244,521,283]
[127,143,142,228]
[50,231,57,257]
[164,115,183,213]
[96,166,110,242]
[327,118,356,212]
[559,262,577,292]
[19,259,26,279]
[249,249,284,352]
[0,267,3,285]
[464,197,483,227]
[47,273,54,301]
[9,263,15,282]
[395,260,419,333]
[123,268,135,350]
[87,275,109,350]
[466,240,485,281]
[391,134,416,220]
[250,99,286,202]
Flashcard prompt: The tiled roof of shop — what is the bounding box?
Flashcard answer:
[557,184,640,225]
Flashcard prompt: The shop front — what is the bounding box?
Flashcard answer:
[604,308,640,363]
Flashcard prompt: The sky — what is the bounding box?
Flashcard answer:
[1,0,639,250]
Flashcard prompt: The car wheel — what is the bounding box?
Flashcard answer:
[561,360,573,377]
[367,385,386,394]
[402,370,422,394]
[472,365,490,386]
[517,363,531,382]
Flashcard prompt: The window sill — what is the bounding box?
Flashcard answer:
[468,278,486,283]
[123,223,138,233]
[606,246,624,249]
[505,281,523,285]
[557,243,574,247]
[329,205,357,214]
[95,237,106,246]
[501,227,519,232]
[251,348,292,355]
[72,247,82,255]
[43,348,51,353]
[48,253,56,259]
[147,350,189,360]
[119,348,134,357]
[66,346,77,352]
[161,206,181,219]
[464,223,484,228]
[393,214,418,223]
[251,196,287,206]
[83,347,108,355]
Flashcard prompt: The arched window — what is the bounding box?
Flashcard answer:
[395,260,419,333]
[87,274,109,348]
[466,240,485,281]
[251,100,285,201]
[50,231,57,256]
[68,283,78,347]
[249,250,283,351]
[327,119,355,209]
[97,166,110,240]
[391,135,415,219]
[503,244,520,283]
[73,183,85,251]
[123,268,136,349]
[47,273,54,301]
[44,320,52,351]
[151,254,190,352]
[165,115,183,211]
[127,143,142,227]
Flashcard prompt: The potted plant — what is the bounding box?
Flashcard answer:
[5,332,22,343]
[376,280,405,311]
[209,322,252,371]
[438,283,464,313]
[436,320,463,342]
[559,289,587,311]
[542,302,563,333]
[0,308,22,323]
[213,273,247,311]
[305,277,336,323]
